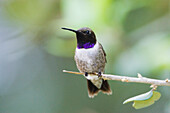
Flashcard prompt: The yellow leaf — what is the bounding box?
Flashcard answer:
[133,91,161,109]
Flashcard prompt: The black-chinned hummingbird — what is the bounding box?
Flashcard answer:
[62,27,112,98]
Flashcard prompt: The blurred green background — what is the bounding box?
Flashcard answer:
[0,0,170,113]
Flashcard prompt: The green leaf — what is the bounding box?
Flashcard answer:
[123,90,161,109]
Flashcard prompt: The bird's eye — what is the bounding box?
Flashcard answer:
[85,30,90,34]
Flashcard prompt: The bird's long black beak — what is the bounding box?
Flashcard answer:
[61,27,84,39]
[61,27,77,33]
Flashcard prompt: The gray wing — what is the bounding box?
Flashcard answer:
[99,43,107,63]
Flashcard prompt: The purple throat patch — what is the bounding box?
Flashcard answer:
[78,42,95,49]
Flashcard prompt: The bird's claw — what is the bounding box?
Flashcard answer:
[98,72,102,78]
[85,72,88,77]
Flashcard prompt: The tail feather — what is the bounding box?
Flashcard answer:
[100,80,112,95]
[87,80,112,98]
[87,80,100,98]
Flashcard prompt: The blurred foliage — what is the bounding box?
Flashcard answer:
[0,0,170,113]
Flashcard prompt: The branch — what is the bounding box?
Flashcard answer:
[63,70,170,86]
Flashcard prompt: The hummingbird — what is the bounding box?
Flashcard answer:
[62,27,112,98]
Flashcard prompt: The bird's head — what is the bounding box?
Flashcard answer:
[62,27,96,49]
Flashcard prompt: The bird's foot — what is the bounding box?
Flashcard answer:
[97,72,102,78]
[85,72,88,77]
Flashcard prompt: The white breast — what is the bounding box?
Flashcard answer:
[75,42,100,62]
[75,42,103,89]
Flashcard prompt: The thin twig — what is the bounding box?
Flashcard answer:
[63,70,170,86]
